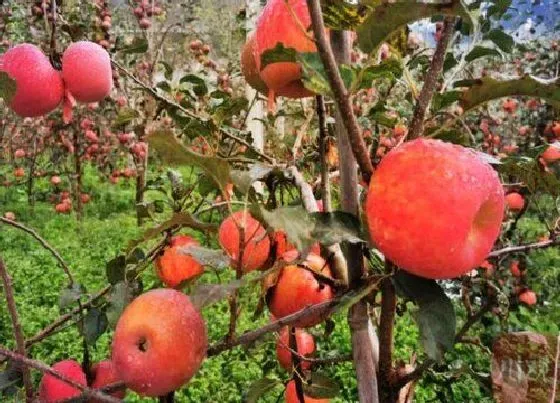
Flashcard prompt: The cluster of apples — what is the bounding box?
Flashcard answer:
[188,39,218,71]
[132,0,163,30]
[0,41,111,118]
[241,0,319,111]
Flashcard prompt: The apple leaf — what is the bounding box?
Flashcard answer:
[259,43,297,70]
[497,156,560,196]
[178,244,230,270]
[106,255,126,285]
[244,378,281,403]
[322,1,371,31]
[148,129,232,194]
[0,361,22,396]
[190,279,246,310]
[394,271,456,362]
[120,37,148,54]
[298,52,354,96]
[231,163,275,194]
[303,373,340,399]
[356,0,470,53]
[59,283,87,310]
[106,282,134,328]
[454,76,560,111]
[465,46,502,62]
[260,206,315,252]
[311,212,363,246]
[484,29,514,53]
[111,107,139,127]
[492,332,559,402]
[0,72,16,104]
[78,308,108,345]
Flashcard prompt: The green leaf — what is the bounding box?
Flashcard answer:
[177,244,230,270]
[259,43,297,70]
[358,58,404,89]
[498,156,560,196]
[454,76,560,111]
[303,373,340,399]
[79,308,108,345]
[159,61,174,81]
[431,90,462,111]
[112,107,139,127]
[443,52,458,72]
[465,46,502,62]
[484,29,514,53]
[120,37,148,54]
[59,283,86,310]
[0,72,16,104]
[156,81,172,92]
[180,74,208,97]
[356,0,470,53]
[322,1,371,30]
[106,282,133,328]
[394,272,456,362]
[260,206,314,252]
[106,255,126,285]
[311,212,363,246]
[190,279,246,310]
[243,378,281,403]
[148,129,232,193]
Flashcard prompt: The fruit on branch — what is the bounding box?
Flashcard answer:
[155,235,204,287]
[253,0,317,107]
[3,212,15,220]
[62,41,112,103]
[50,175,62,186]
[510,260,521,277]
[80,193,91,204]
[268,254,334,328]
[502,98,517,114]
[14,167,25,177]
[38,360,87,402]
[276,327,315,371]
[55,200,72,214]
[542,144,560,163]
[111,289,207,397]
[505,192,525,212]
[89,360,126,402]
[218,211,271,272]
[240,33,269,94]
[518,289,537,305]
[365,138,505,279]
[0,44,64,117]
[14,148,25,158]
[285,380,329,402]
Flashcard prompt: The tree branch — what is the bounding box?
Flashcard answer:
[0,217,74,285]
[378,261,397,400]
[316,95,332,212]
[488,238,560,258]
[306,0,374,184]
[0,347,120,403]
[408,16,456,140]
[0,258,34,401]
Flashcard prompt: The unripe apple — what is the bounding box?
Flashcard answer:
[276,327,315,371]
[218,211,271,272]
[155,235,204,287]
[111,289,207,397]
[518,290,537,305]
[285,380,329,403]
[89,360,126,402]
[505,192,525,212]
[268,254,334,328]
[365,139,504,279]
[0,44,64,117]
[62,41,112,103]
[38,360,87,402]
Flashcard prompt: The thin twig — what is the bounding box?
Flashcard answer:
[407,16,456,140]
[306,0,374,184]
[0,258,34,401]
[0,347,120,403]
[0,217,74,285]
[488,238,560,258]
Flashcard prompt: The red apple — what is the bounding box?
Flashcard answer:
[268,254,334,328]
[218,211,271,272]
[111,289,207,397]
[505,192,525,212]
[285,380,329,403]
[510,260,521,277]
[542,144,560,164]
[365,139,505,279]
[276,327,315,371]
[89,360,126,402]
[518,290,537,305]
[51,175,62,186]
[38,360,87,402]
[155,235,204,287]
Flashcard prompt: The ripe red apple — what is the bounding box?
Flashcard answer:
[240,33,269,94]
[155,235,204,287]
[218,211,271,272]
[510,260,521,277]
[111,289,207,397]
[38,360,87,402]
[268,254,334,328]
[285,380,329,403]
[502,98,517,113]
[518,290,537,305]
[14,167,25,178]
[62,41,112,103]
[51,175,62,186]
[89,360,126,402]
[276,327,315,371]
[505,192,525,212]
[365,139,505,279]
[542,144,560,163]
[80,193,91,204]
[14,148,25,158]
[0,44,64,117]
[254,0,317,106]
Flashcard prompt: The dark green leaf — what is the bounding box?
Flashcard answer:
[59,283,86,310]
[260,206,314,252]
[112,107,139,127]
[79,308,108,345]
[431,90,461,112]
[156,81,172,92]
[178,244,230,269]
[498,157,560,196]
[311,212,363,246]
[484,29,514,53]
[443,52,458,72]
[243,378,281,403]
[465,46,501,62]
[159,61,174,81]
[120,37,148,54]
[0,72,16,104]
[322,1,371,30]
[106,255,126,285]
[180,74,208,97]
[106,282,133,328]
[231,164,274,194]
[190,279,246,310]
[259,43,297,69]
[303,373,340,399]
